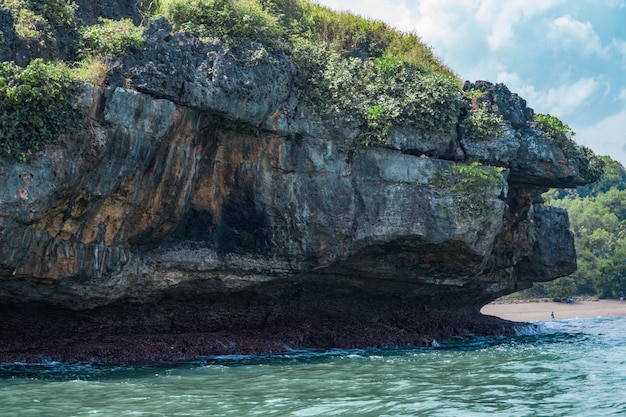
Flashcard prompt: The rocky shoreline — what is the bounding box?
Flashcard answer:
[0,303,517,364]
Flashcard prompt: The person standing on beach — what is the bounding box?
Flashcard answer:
[551,312,555,320]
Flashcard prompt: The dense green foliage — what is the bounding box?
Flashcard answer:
[158,0,286,49]
[79,18,146,58]
[293,48,461,147]
[532,157,626,299]
[463,104,504,141]
[0,0,76,45]
[22,0,76,26]
[0,59,81,161]
[0,2,147,161]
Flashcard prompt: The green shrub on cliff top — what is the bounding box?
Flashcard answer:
[79,18,146,58]
[292,47,461,147]
[156,0,458,79]
[289,1,457,78]
[463,104,504,141]
[1,0,76,47]
[158,0,287,48]
[0,59,81,161]
[534,113,604,182]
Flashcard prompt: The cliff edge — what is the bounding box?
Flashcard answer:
[0,3,601,362]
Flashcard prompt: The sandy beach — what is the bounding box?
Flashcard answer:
[481,299,626,322]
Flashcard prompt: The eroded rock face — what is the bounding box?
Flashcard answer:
[0,86,506,307]
[0,89,583,307]
[0,18,597,360]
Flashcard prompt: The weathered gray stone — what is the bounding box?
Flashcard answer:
[0,82,582,311]
[0,14,601,357]
[461,122,521,165]
[386,124,460,159]
[461,81,595,187]
[464,81,533,128]
[119,18,296,127]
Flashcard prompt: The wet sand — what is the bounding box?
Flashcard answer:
[481,299,626,322]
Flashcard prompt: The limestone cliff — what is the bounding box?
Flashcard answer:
[0,12,599,362]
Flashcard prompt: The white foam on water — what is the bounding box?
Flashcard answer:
[514,322,545,336]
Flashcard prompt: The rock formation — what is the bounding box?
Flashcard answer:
[0,15,598,363]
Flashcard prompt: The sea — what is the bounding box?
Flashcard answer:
[1,316,625,417]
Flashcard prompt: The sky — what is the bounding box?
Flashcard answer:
[316,0,626,167]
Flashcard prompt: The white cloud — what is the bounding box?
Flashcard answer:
[575,108,626,167]
[495,70,541,103]
[315,0,415,32]
[547,15,608,57]
[611,39,626,68]
[543,78,605,116]
[608,0,626,8]
[410,0,480,43]
[475,0,567,49]
[495,72,602,117]
[399,0,566,51]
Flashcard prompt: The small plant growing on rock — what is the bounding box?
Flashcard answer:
[463,104,504,141]
[535,113,604,182]
[76,18,146,85]
[70,56,110,85]
[138,0,162,24]
[534,113,575,140]
[7,6,48,44]
[463,87,486,101]
[78,18,146,58]
[25,0,77,26]
[432,161,505,219]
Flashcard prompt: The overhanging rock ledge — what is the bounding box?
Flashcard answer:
[0,18,598,362]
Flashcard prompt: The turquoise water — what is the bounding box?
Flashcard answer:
[1,317,625,416]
